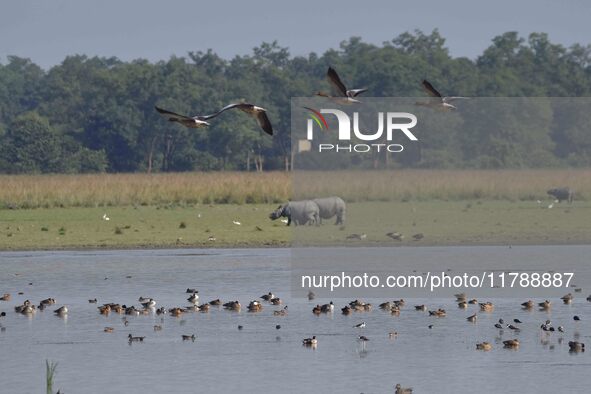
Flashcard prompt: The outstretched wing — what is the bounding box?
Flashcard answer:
[442,96,469,103]
[254,111,273,136]
[202,103,273,136]
[347,88,367,97]
[422,80,442,98]
[155,106,194,121]
[327,67,348,97]
[199,103,242,120]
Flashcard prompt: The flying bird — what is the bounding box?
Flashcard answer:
[316,67,367,104]
[155,106,210,128]
[155,103,273,135]
[416,80,467,110]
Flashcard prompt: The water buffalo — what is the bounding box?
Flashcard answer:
[269,200,319,226]
[313,197,346,225]
[547,187,574,203]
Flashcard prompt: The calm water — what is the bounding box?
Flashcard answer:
[0,247,589,394]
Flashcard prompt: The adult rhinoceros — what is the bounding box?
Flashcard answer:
[269,200,320,226]
[547,187,574,203]
[313,197,346,225]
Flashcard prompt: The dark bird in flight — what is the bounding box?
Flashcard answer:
[316,66,367,103]
[415,80,467,110]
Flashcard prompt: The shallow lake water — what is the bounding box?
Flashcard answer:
[0,247,589,393]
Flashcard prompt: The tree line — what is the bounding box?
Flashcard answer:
[0,30,590,173]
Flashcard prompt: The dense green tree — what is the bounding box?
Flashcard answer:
[0,30,590,173]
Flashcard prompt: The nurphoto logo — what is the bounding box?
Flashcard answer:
[304,107,418,153]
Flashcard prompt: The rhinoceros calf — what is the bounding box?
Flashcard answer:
[313,197,346,225]
[547,187,574,203]
[269,200,319,226]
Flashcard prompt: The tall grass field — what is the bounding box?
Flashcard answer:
[0,170,589,209]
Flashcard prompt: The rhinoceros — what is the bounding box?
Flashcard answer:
[547,187,574,203]
[269,200,319,226]
[313,197,346,225]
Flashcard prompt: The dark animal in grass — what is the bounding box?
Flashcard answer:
[547,187,574,203]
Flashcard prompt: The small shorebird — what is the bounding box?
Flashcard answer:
[466,314,477,323]
[386,232,404,241]
[358,335,370,342]
[416,79,467,110]
[315,66,367,104]
[354,322,366,328]
[346,233,367,240]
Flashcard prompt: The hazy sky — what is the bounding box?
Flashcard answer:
[1,0,590,69]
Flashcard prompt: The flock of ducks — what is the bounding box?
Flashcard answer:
[2,284,588,393]
[155,66,466,139]
[302,291,587,355]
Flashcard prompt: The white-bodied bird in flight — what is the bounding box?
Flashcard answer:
[416,79,468,110]
[155,103,273,135]
[316,67,367,104]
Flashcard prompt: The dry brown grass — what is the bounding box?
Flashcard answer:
[0,169,589,209]
[295,169,591,202]
[0,172,291,209]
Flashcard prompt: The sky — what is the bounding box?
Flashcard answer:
[1,0,590,69]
